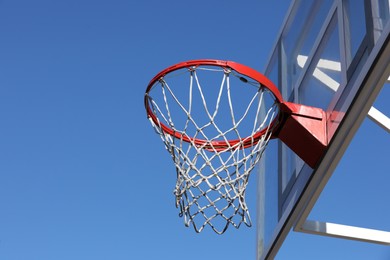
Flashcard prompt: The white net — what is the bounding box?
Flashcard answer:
[146,65,279,234]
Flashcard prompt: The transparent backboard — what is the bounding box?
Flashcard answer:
[257,0,390,259]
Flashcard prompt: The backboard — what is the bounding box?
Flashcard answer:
[257,0,390,259]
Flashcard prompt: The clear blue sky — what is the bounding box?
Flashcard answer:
[0,1,389,260]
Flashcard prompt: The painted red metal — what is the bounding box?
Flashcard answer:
[274,102,328,168]
[145,59,328,168]
[145,59,283,151]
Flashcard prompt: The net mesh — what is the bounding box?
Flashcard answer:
[146,65,279,234]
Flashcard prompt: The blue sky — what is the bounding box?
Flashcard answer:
[0,1,288,259]
[0,1,389,259]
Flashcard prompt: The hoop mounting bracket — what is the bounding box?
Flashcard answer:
[274,102,328,168]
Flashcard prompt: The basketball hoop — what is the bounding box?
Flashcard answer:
[145,59,328,234]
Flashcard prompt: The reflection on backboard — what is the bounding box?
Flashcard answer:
[257,0,390,259]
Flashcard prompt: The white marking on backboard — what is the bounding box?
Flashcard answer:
[297,54,340,91]
[297,55,390,131]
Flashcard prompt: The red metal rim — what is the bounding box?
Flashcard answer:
[144,59,284,150]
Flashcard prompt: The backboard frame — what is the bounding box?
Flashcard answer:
[257,0,390,259]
